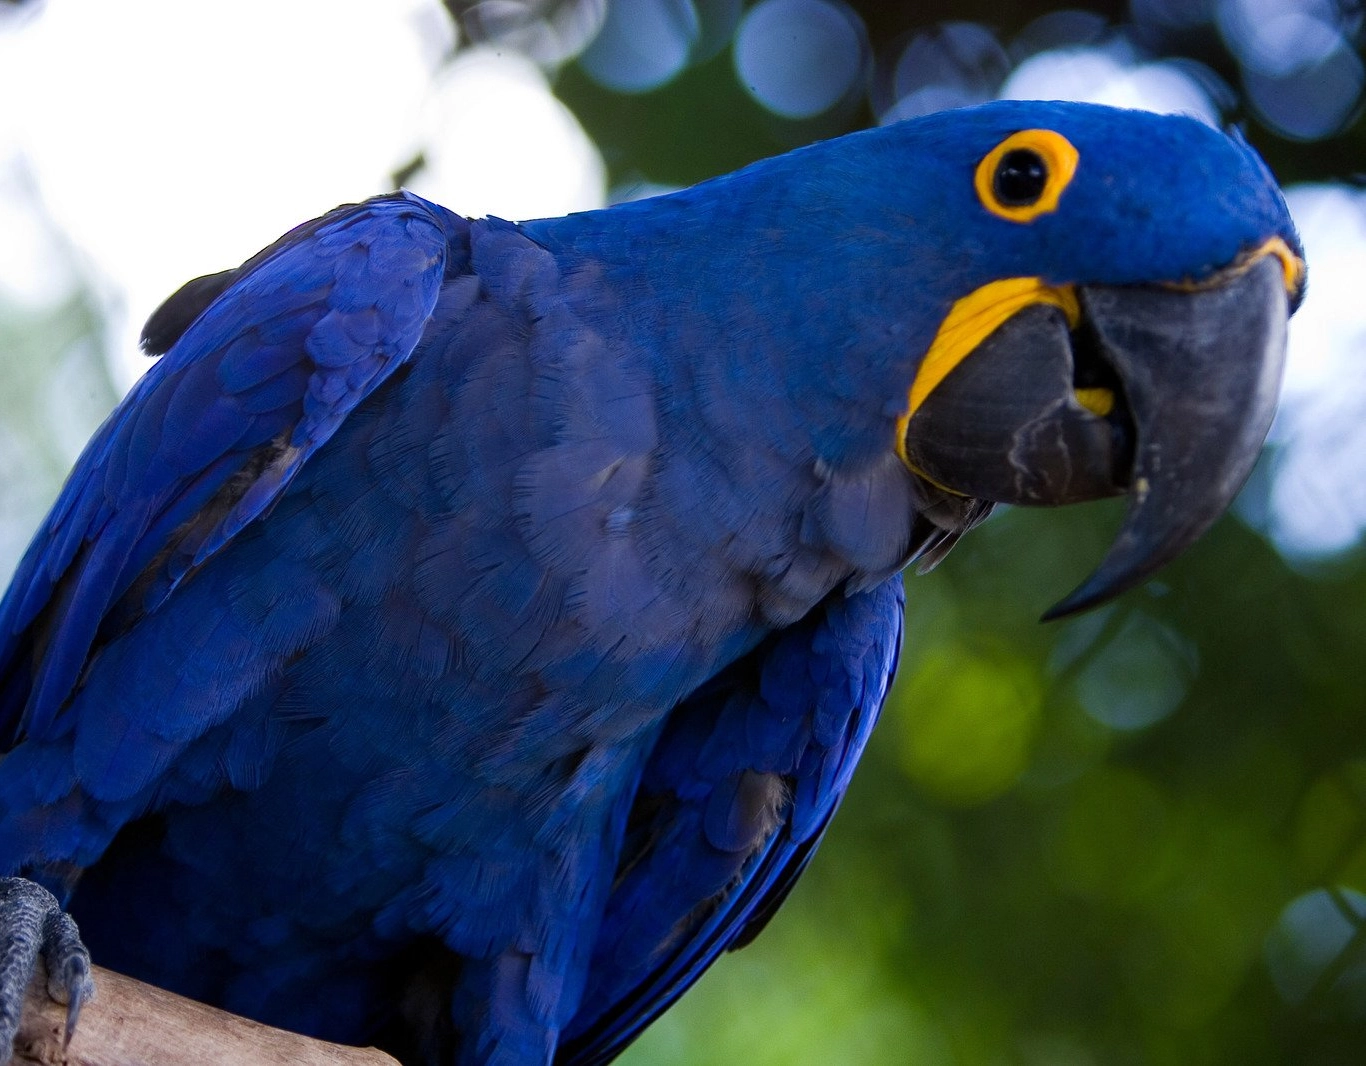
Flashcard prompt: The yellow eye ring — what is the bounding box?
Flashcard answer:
[974,129,1079,223]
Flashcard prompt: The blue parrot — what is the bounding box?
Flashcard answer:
[0,101,1302,1065]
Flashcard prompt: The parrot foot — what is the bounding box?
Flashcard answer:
[0,877,95,1062]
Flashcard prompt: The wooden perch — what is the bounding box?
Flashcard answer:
[15,960,399,1066]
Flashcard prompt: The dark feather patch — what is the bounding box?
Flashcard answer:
[140,270,238,356]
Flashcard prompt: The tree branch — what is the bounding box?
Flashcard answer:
[15,961,398,1066]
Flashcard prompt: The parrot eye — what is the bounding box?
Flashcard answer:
[975,129,1079,223]
[993,150,1048,206]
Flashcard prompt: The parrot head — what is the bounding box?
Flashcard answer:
[872,102,1304,617]
[526,100,1303,618]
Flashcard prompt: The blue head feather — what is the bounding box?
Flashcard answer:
[522,100,1299,470]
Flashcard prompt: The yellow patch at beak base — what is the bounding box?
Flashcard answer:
[896,277,1080,466]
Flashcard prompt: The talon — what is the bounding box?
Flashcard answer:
[44,914,94,1046]
[0,877,95,1058]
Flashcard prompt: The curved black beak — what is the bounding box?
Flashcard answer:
[902,254,1291,619]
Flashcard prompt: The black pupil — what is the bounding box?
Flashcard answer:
[993,149,1048,206]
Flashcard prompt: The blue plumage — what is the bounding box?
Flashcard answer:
[0,101,1300,1064]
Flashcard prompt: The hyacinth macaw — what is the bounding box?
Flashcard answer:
[0,100,1302,1065]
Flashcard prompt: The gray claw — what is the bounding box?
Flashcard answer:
[0,877,96,1061]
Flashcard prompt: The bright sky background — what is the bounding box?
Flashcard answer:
[0,0,1362,562]
[0,0,604,385]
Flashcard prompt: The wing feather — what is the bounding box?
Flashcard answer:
[560,576,904,1065]
[0,193,458,746]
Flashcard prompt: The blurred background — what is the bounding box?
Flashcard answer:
[2,0,1366,1062]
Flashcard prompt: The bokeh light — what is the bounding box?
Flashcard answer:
[1219,0,1346,78]
[1265,888,1366,1011]
[1004,46,1222,123]
[1245,46,1365,139]
[733,0,868,119]
[454,0,608,65]
[1219,0,1365,138]
[579,0,701,92]
[1070,611,1197,731]
[877,22,1009,123]
[1260,184,1366,558]
[891,642,1043,805]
